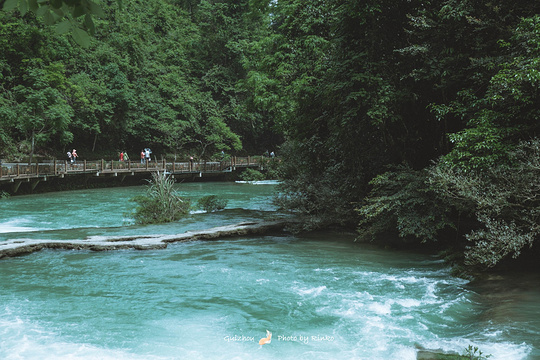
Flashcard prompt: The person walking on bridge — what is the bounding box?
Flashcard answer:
[145,148,152,162]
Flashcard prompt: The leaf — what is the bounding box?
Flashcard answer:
[28,0,38,12]
[2,0,19,12]
[50,0,62,9]
[88,0,104,17]
[71,26,91,47]
[56,19,72,34]
[72,5,85,18]
[51,7,64,17]
[42,9,55,25]
[84,14,95,35]
[35,3,48,16]
[19,0,28,15]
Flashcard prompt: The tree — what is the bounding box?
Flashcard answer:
[67,72,113,153]
[261,0,414,229]
[430,140,540,268]
[13,64,73,163]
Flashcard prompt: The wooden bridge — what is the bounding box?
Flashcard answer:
[0,156,266,193]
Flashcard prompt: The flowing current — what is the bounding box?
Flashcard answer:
[0,182,539,360]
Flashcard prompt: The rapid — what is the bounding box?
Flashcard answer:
[1,182,539,359]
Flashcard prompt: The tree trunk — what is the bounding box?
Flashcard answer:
[28,129,35,165]
[92,132,98,152]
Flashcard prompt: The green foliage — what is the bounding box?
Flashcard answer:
[358,166,455,243]
[259,156,280,180]
[13,64,74,163]
[430,140,540,268]
[265,1,540,268]
[239,168,265,182]
[1,0,116,47]
[0,0,279,161]
[196,195,227,212]
[462,345,491,360]
[130,172,191,225]
[435,14,540,171]
[274,140,365,231]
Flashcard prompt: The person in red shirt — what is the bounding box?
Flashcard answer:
[72,149,78,163]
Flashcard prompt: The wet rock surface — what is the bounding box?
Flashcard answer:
[0,221,290,259]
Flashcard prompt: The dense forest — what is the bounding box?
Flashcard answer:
[1,0,539,270]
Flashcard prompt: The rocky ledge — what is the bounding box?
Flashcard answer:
[0,220,290,260]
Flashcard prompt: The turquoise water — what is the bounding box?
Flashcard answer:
[1,182,539,359]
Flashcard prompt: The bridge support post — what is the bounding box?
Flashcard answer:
[12,180,21,193]
[31,179,40,191]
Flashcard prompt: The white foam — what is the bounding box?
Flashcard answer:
[190,209,206,214]
[368,302,392,315]
[396,299,422,308]
[483,329,503,337]
[391,345,417,360]
[235,180,280,185]
[296,285,327,296]
[421,338,533,360]
[0,314,164,360]
[0,219,43,233]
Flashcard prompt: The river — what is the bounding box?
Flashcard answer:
[0,182,539,360]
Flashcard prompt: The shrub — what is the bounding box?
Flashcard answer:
[130,172,191,224]
[357,165,455,243]
[462,345,491,360]
[430,139,540,267]
[197,195,228,212]
[239,168,265,182]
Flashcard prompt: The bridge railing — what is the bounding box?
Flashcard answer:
[0,156,264,179]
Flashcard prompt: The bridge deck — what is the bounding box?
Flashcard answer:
[0,156,264,186]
